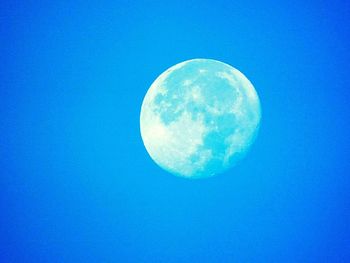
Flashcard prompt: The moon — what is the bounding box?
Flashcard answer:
[140,59,261,179]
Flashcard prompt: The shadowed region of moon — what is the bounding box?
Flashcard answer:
[140,59,261,179]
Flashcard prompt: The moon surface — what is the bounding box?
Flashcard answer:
[140,59,261,179]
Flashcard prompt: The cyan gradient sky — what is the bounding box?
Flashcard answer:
[1,0,349,262]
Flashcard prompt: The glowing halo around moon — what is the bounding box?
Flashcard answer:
[140,59,261,179]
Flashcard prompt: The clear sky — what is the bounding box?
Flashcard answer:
[1,0,350,262]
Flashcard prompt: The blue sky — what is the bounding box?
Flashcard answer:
[1,0,350,262]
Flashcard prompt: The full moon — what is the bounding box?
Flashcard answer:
[140,59,261,179]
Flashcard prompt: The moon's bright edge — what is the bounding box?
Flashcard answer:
[140,59,261,179]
